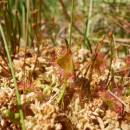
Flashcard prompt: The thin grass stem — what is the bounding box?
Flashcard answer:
[69,0,74,46]
[83,0,93,52]
[0,25,26,130]
[86,0,93,37]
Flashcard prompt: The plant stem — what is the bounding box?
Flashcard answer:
[21,4,26,47]
[84,0,93,52]
[106,33,114,87]
[69,0,74,46]
[86,0,93,37]
[0,25,26,130]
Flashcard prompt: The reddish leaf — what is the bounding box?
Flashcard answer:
[56,46,74,74]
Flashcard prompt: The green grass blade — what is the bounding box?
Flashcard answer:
[69,0,74,46]
[86,0,93,37]
[83,0,93,52]
[0,25,26,130]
